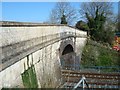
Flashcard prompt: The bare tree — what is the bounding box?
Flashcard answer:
[49,2,77,25]
[80,2,113,20]
[79,2,115,44]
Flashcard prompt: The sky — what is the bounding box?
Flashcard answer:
[1,2,119,24]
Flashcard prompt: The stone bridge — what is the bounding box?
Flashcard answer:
[0,21,87,88]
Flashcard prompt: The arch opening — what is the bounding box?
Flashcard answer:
[60,44,76,70]
[59,41,80,70]
[62,44,74,55]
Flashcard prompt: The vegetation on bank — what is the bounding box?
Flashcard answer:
[81,39,120,72]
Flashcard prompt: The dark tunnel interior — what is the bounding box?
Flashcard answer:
[62,44,74,55]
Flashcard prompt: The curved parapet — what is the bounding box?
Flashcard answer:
[0,21,87,89]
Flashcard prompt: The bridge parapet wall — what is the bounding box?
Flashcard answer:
[0,22,87,88]
[0,25,87,70]
[1,26,86,47]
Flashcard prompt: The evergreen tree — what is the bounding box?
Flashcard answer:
[75,20,89,31]
[80,2,114,44]
[61,14,67,24]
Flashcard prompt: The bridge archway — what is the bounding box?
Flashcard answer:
[59,40,76,70]
[62,44,74,55]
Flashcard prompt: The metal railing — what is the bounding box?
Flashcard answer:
[61,64,120,73]
[83,66,120,73]
[72,75,89,90]
[62,68,120,89]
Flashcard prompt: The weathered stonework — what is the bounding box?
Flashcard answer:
[0,21,87,89]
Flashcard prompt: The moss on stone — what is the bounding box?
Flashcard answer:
[21,65,38,88]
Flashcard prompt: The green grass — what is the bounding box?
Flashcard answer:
[81,40,120,72]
